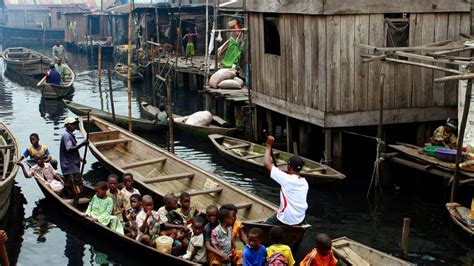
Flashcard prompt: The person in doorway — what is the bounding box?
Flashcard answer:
[183,27,197,64]
[59,117,88,199]
[52,40,66,62]
[430,118,458,149]
[263,135,308,226]
[46,64,61,85]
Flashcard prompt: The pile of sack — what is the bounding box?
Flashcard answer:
[174,111,213,127]
[209,68,244,89]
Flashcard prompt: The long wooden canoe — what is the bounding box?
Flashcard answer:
[0,122,19,221]
[114,63,143,83]
[2,47,51,77]
[32,169,195,265]
[140,102,239,139]
[209,134,346,185]
[80,115,310,247]
[37,64,75,99]
[446,202,474,236]
[63,100,167,133]
[332,237,413,265]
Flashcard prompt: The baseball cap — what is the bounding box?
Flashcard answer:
[64,117,79,126]
[288,155,304,171]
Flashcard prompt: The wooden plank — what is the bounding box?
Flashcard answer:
[94,138,131,148]
[279,14,287,101]
[249,13,259,94]
[460,13,471,57]
[143,172,195,184]
[340,15,355,112]
[354,15,369,111]
[304,15,313,108]
[235,202,253,209]
[411,13,423,107]
[188,187,223,196]
[121,157,167,170]
[244,0,470,14]
[284,15,293,102]
[326,15,341,112]
[420,14,436,107]
[433,14,449,106]
[310,16,319,109]
[317,16,327,112]
[224,143,251,150]
[446,13,461,106]
[367,14,384,110]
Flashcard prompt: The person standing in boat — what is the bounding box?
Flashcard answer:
[52,40,66,62]
[263,135,308,226]
[60,117,88,198]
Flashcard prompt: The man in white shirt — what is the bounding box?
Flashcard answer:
[263,135,309,225]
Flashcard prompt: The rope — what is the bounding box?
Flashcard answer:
[366,139,385,198]
[343,130,381,141]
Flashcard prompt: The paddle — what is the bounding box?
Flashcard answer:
[263,129,277,167]
[76,110,90,206]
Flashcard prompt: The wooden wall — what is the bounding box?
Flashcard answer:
[249,12,470,123]
[64,14,88,43]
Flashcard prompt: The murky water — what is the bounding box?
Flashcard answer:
[0,46,473,265]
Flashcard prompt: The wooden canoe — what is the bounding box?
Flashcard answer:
[63,100,167,133]
[32,169,195,265]
[209,134,346,185]
[79,115,311,247]
[114,63,143,83]
[140,102,239,139]
[0,122,19,221]
[332,237,413,266]
[37,64,75,99]
[446,202,474,236]
[2,47,51,77]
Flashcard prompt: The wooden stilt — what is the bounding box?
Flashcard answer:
[98,46,103,110]
[299,123,309,156]
[286,116,292,153]
[126,0,133,132]
[266,109,273,135]
[332,131,343,169]
[401,218,411,258]
[324,129,332,166]
[107,69,116,122]
[167,77,175,154]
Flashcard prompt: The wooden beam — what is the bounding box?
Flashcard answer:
[88,130,119,139]
[235,203,253,209]
[143,173,195,184]
[357,43,466,53]
[187,187,223,196]
[223,143,251,150]
[434,73,474,83]
[383,57,463,74]
[121,157,166,170]
[94,138,131,148]
[243,154,264,159]
[64,197,91,205]
[390,157,452,179]
[393,51,470,66]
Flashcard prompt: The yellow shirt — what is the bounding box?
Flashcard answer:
[266,244,295,266]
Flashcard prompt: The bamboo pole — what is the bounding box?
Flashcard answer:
[98,46,103,110]
[151,44,156,106]
[401,218,411,258]
[107,69,116,122]
[434,73,474,83]
[127,0,133,132]
[382,57,463,74]
[451,66,474,202]
[204,0,209,86]
[167,77,175,153]
[155,6,160,44]
[213,0,219,71]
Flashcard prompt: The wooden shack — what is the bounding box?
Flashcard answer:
[246,0,471,168]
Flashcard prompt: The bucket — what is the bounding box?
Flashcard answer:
[155,236,173,254]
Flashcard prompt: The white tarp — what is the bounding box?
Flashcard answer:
[458,79,474,148]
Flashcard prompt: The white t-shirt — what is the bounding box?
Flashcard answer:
[270,166,308,225]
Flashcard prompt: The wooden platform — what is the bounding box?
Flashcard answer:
[157,55,217,76]
[203,87,249,103]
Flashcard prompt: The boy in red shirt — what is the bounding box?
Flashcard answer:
[300,233,338,266]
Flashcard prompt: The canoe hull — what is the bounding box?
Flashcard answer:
[2,47,51,77]
[0,123,20,221]
[446,202,474,236]
[39,84,75,99]
[114,63,143,83]
[209,134,346,185]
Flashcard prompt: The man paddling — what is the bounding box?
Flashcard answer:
[60,117,88,198]
[263,135,308,225]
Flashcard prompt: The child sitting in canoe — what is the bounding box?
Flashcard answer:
[124,193,142,239]
[266,226,295,266]
[83,181,124,235]
[243,228,266,266]
[158,193,188,232]
[121,173,141,199]
[221,203,248,247]
[136,195,160,247]
[300,233,338,266]
[160,227,189,256]
[183,216,207,264]
[176,192,200,225]
[204,205,220,261]
[17,133,56,167]
[17,153,64,193]
[209,208,242,265]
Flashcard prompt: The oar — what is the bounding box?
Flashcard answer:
[263,129,277,167]
[80,110,91,176]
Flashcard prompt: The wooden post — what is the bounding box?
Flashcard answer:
[377,69,385,140]
[401,218,411,258]
[286,116,293,153]
[155,6,160,44]
[127,0,133,132]
[167,77,175,153]
[299,123,309,155]
[213,0,219,71]
[451,67,474,202]
[107,69,116,122]
[266,109,273,135]
[98,46,103,110]
[324,129,332,166]
[204,0,209,86]
[332,131,343,169]
[151,44,156,106]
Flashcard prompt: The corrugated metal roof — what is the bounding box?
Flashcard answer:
[4,0,115,10]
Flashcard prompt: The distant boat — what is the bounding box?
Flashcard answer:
[37,64,75,99]
[332,237,413,265]
[446,202,474,236]
[0,122,20,221]
[2,47,51,77]
[140,102,239,140]
[209,134,346,185]
[62,100,167,133]
[114,63,143,83]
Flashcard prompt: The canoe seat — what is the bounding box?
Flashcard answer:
[235,202,252,209]
[187,187,223,196]
[143,172,194,184]
[304,167,325,173]
[243,154,264,159]
[0,144,14,149]
[224,143,250,150]
[64,197,91,205]
[94,138,131,148]
[338,246,370,266]
[121,157,166,170]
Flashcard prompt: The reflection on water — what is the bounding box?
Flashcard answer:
[1,185,26,266]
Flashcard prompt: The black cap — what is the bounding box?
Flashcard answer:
[288,155,304,171]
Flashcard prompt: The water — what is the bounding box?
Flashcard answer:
[0,46,473,265]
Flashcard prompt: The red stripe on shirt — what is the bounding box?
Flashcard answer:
[278,189,288,214]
